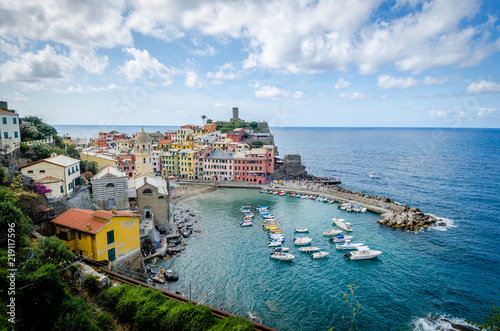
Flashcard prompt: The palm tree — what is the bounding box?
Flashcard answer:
[201,115,207,126]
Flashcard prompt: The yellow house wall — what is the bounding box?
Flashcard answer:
[94,216,140,261]
[21,162,64,182]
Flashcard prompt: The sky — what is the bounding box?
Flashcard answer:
[1,0,500,128]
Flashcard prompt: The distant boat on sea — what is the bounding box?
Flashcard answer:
[369,172,381,178]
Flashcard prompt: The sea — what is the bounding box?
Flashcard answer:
[54,125,500,330]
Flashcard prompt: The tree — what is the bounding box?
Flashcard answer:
[30,142,52,160]
[201,115,207,126]
[206,119,213,124]
[0,201,31,248]
[34,237,75,269]
[81,160,98,175]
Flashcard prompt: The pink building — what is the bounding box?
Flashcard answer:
[203,150,234,181]
[233,145,275,184]
[116,153,136,178]
[193,145,213,180]
[151,150,162,175]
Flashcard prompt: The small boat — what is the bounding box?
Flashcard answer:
[336,239,365,250]
[263,214,275,219]
[240,221,252,227]
[289,193,296,197]
[311,251,329,259]
[329,234,354,243]
[241,209,252,213]
[344,246,382,260]
[259,190,268,193]
[298,246,320,253]
[267,241,281,247]
[369,172,381,178]
[241,205,252,209]
[294,237,312,246]
[333,218,353,231]
[323,229,343,237]
[270,252,295,261]
[275,247,289,252]
[278,191,286,196]
[294,228,309,233]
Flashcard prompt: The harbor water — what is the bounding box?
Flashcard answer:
[56,125,500,330]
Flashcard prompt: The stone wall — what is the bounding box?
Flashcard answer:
[92,176,128,210]
[110,248,147,282]
[47,186,94,217]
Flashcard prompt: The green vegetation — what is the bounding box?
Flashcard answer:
[248,140,264,149]
[20,116,58,141]
[81,160,99,175]
[216,120,248,133]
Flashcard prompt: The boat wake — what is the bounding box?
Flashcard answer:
[411,313,477,331]
[429,214,457,231]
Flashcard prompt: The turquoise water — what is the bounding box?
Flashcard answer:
[154,188,496,330]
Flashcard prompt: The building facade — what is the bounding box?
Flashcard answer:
[128,174,169,224]
[92,165,129,210]
[52,209,140,262]
[0,109,20,149]
[203,150,235,181]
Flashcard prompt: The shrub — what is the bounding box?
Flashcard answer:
[94,311,115,331]
[161,302,216,331]
[53,296,100,331]
[209,316,253,331]
[115,286,155,323]
[99,284,133,309]
[134,300,178,331]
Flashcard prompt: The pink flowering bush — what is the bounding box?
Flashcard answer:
[31,183,52,195]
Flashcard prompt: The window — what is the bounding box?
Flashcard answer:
[105,183,115,188]
[14,131,18,138]
[2,117,6,124]
[108,248,116,262]
[60,186,64,193]
[107,230,115,244]
[27,170,33,174]
[13,118,17,124]
[40,170,45,173]
[78,232,81,240]
[142,188,153,195]
[68,169,71,175]
[3,132,7,139]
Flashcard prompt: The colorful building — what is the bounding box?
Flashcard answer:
[52,209,140,262]
[79,151,117,171]
[20,155,81,197]
[203,150,234,181]
[161,149,180,177]
[227,128,244,142]
[178,149,195,178]
[0,109,20,150]
[193,145,213,180]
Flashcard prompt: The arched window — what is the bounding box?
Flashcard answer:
[158,196,165,200]
[142,188,153,195]
[105,183,115,188]
[143,158,146,163]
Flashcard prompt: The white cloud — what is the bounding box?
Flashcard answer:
[152,110,162,114]
[428,109,451,119]
[185,71,202,88]
[118,48,173,85]
[6,91,28,102]
[0,45,75,83]
[334,78,351,90]
[292,91,305,99]
[54,83,123,94]
[255,86,289,100]
[465,80,500,93]
[206,63,240,80]
[477,107,498,118]
[377,74,418,89]
[423,76,448,85]
[338,92,371,99]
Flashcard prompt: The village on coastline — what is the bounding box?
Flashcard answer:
[2,104,443,284]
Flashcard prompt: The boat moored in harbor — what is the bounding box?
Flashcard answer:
[333,218,353,231]
[294,237,313,246]
[311,251,329,259]
[344,246,382,260]
[336,239,365,250]
[270,251,295,261]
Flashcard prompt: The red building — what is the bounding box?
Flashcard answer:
[233,145,274,184]
[116,153,136,178]
[227,128,244,142]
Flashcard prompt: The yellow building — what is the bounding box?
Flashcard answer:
[115,138,132,152]
[177,129,194,143]
[211,141,228,150]
[79,151,117,170]
[161,149,180,177]
[52,209,140,262]
[179,149,195,178]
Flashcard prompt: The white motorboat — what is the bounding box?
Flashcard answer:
[267,241,281,247]
[294,228,309,233]
[369,172,381,178]
[240,221,252,227]
[323,229,343,237]
[275,247,289,252]
[298,246,320,253]
[270,252,295,261]
[336,239,365,250]
[241,209,252,213]
[332,218,353,232]
[328,234,354,243]
[294,237,312,246]
[344,246,382,260]
[263,214,275,219]
[311,251,329,259]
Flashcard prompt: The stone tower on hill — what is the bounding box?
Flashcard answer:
[134,128,153,176]
[231,107,241,122]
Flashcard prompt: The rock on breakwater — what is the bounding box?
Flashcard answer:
[378,208,440,231]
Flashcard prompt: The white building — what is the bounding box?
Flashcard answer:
[0,109,20,149]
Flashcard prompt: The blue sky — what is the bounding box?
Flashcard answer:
[1,0,500,128]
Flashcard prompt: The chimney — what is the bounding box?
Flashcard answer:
[86,224,91,231]
[112,207,116,214]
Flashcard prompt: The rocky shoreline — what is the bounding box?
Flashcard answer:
[377,208,445,231]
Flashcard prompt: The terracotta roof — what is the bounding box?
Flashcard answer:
[52,209,109,234]
[0,110,17,115]
[35,176,62,183]
[51,209,138,234]
[158,139,172,144]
